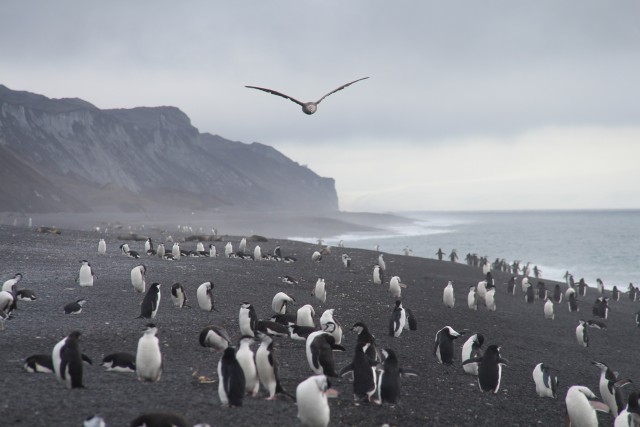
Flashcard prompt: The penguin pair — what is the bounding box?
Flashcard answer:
[462,345,507,393]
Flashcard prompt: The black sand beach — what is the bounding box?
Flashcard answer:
[0,222,638,426]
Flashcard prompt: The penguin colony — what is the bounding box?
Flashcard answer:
[1,227,640,427]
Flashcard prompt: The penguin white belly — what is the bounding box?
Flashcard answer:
[599,377,618,416]
[136,339,162,381]
[544,301,554,319]
[467,291,477,310]
[297,380,330,427]
[131,268,145,293]
[443,288,454,308]
[461,340,478,376]
[51,338,65,382]
[98,240,106,254]
[197,286,212,311]
[236,349,259,396]
[78,266,93,286]
[217,359,228,405]
[256,347,277,396]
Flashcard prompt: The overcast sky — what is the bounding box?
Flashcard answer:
[2,1,639,212]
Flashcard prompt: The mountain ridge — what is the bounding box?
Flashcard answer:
[0,84,338,213]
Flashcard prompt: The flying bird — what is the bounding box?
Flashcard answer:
[245,77,369,115]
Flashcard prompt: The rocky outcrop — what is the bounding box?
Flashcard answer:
[0,84,338,213]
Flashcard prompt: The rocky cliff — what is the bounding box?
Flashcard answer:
[0,85,338,213]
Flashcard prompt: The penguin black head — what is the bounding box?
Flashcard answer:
[68,330,82,340]
[351,321,368,333]
[144,323,157,332]
[474,333,485,348]
[380,348,397,362]
[394,300,403,308]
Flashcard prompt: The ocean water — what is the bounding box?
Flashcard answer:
[292,210,640,288]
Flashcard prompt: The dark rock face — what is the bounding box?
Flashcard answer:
[0,84,338,213]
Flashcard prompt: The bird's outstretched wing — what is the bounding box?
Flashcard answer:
[245,86,305,107]
[316,77,369,104]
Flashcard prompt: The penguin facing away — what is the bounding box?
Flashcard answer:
[377,348,418,404]
[532,363,558,398]
[136,323,162,382]
[138,283,161,319]
[338,342,379,402]
[296,375,338,427]
[52,330,84,388]
[218,347,246,407]
[462,344,507,393]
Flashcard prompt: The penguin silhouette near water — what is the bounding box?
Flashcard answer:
[463,344,507,393]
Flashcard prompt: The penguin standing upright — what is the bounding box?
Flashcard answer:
[238,237,247,255]
[378,254,386,271]
[296,304,316,328]
[553,284,563,303]
[77,260,95,287]
[136,323,162,382]
[339,342,379,402]
[239,303,258,337]
[389,300,406,337]
[434,326,464,365]
[98,239,106,255]
[597,278,604,295]
[236,336,260,397]
[52,331,84,388]
[544,297,554,320]
[592,361,632,417]
[351,322,379,362]
[225,242,233,258]
[388,276,405,298]
[476,280,488,300]
[296,375,337,427]
[209,244,217,258]
[130,265,146,293]
[196,281,215,311]
[612,286,620,302]
[272,292,295,314]
[524,283,535,303]
[156,243,165,259]
[306,331,345,376]
[341,254,351,268]
[614,391,640,427]
[170,283,188,308]
[373,265,383,285]
[253,245,262,260]
[567,288,579,312]
[255,331,294,400]
[485,288,496,311]
[461,333,484,376]
[312,278,327,304]
[506,276,516,295]
[171,243,181,260]
[467,286,477,310]
[532,363,558,398]
[377,348,418,404]
[138,283,161,319]
[218,347,246,407]
[565,386,610,427]
[443,281,455,308]
[463,344,507,393]
[576,320,589,347]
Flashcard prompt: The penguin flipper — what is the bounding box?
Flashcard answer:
[590,401,610,413]
[339,363,354,379]
[498,357,509,366]
[462,356,483,366]
[331,344,346,352]
[81,354,93,365]
[399,368,419,378]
